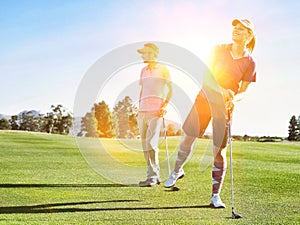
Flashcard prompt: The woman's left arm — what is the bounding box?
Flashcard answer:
[238,81,251,94]
[234,81,251,102]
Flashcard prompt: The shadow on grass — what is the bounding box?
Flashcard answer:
[0,183,138,188]
[0,200,212,214]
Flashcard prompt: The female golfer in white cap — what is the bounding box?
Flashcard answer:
[137,43,173,187]
[165,19,257,208]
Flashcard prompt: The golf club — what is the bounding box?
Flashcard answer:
[163,117,180,192]
[228,114,242,219]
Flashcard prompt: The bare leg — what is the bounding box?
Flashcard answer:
[143,149,159,180]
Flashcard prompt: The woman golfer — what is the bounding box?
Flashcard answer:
[164,19,257,208]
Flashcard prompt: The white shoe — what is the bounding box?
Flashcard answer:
[164,170,185,188]
[210,194,226,208]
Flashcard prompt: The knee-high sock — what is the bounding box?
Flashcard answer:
[174,144,192,173]
[212,162,226,194]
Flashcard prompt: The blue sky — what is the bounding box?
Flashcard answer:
[1,0,299,137]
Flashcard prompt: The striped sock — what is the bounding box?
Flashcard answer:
[212,162,226,194]
[174,147,191,173]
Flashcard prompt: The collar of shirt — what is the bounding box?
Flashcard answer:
[229,44,250,59]
[146,63,159,70]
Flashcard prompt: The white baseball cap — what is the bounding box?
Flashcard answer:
[232,19,255,35]
[137,43,159,55]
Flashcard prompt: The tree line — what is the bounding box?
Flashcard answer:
[0,104,73,135]
[78,96,138,138]
[288,115,300,141]
[1,100,297,141]
[79,96,181,138]
[0,97,181,138]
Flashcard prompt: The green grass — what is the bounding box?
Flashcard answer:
[0,130,299,224]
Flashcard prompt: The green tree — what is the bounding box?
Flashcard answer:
[113,96,138,138]
[114,100,129,138]
[112,113,119,138]
[47,105,73,135]
[175,129,183,136]
[166,123,176,136]
[94,101,115,138]
[288,115,299,141]
[0,118,11,130]
[19,111,40,132]
[80,111,99,137]
[9,115,19,130]
[40,113,55,133]
[297,116,300,141]
[128,105,138,136]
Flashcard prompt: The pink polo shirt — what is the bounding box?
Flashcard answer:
[211,44,256,94]
[139,64,171,111]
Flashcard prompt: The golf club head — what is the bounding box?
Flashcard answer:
[232,211,243,219]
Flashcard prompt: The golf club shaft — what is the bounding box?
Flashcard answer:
[163,118,171,175]
[228,119,235,212]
